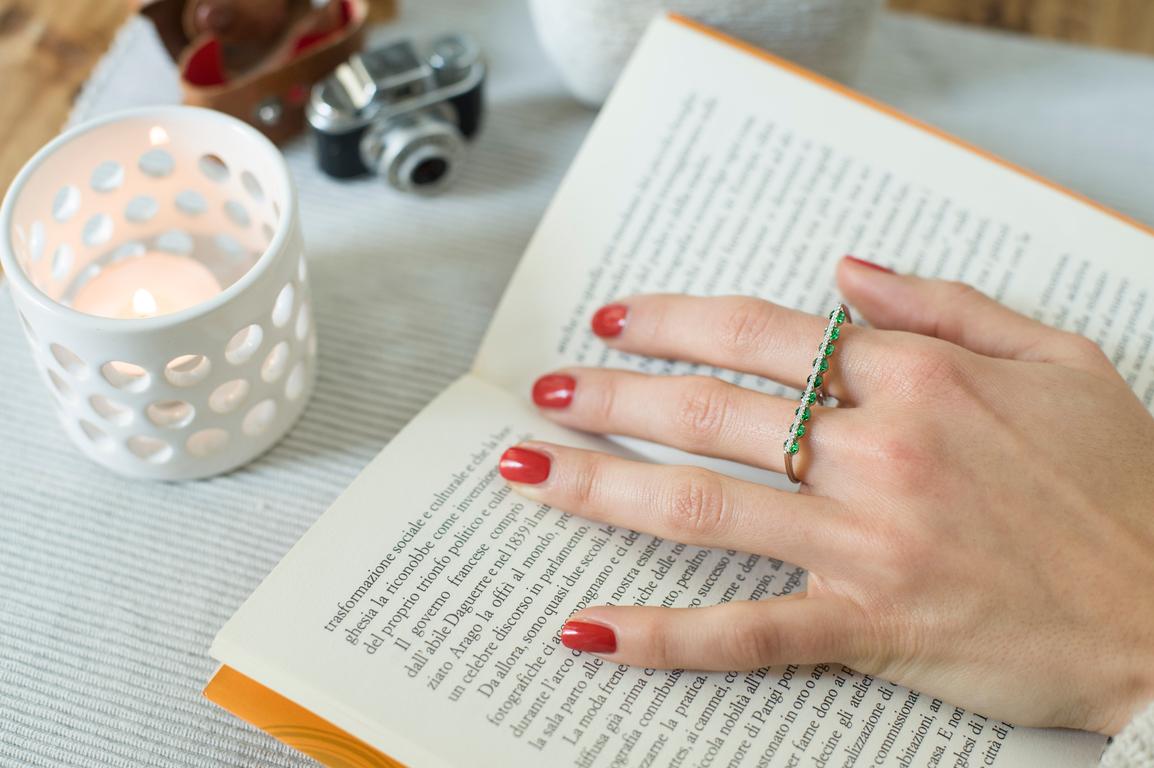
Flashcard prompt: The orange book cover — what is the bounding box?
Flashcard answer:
[205,665,404,768]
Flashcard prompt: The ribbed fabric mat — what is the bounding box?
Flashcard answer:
[3,2,1153,765]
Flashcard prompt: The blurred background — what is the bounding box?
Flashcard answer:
[0,0,1152,196]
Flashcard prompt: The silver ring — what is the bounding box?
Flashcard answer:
[783,303,852,484]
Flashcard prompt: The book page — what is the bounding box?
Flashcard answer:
[211,374,1104,767]
[473,16,1154,420]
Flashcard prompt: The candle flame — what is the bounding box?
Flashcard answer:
[132,288,158,317]
[149,126,169,146]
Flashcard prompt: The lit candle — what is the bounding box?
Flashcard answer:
[71,252,222,319]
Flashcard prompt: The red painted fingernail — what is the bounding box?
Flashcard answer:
[591,304,628,338]
[499,447,551,484]
[844,255,894,273]
[561,620,617,653]
[532,374,576,409]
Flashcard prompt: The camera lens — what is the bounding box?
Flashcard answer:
[393,142,457,195]
[361,107,465,195]
[411,157,449,187]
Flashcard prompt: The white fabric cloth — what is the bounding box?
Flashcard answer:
[529,0,885,105]
[3,1,1154,765]
[1102,701,1154,768]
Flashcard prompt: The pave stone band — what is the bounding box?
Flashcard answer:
[783,303,852,484]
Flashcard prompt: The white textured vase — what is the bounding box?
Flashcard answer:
[529,0,885,106]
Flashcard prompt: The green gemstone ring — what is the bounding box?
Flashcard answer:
[784,303,852,484]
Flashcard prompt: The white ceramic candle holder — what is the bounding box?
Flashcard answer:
[0,106,316,480]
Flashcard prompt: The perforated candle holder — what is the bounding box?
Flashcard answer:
[0,106,316,480]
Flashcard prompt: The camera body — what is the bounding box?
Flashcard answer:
[307,34,485,194]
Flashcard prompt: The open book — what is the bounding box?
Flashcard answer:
[205,15,1154,768]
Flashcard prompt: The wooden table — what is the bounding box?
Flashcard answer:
[1,0,1152,200]
[891,0,1154,54]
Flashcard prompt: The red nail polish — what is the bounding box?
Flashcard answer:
[591,304,628,338]
[844,255,894,273]
[561,620,617,653]
[499,447,551,484]
[532,374,576,409]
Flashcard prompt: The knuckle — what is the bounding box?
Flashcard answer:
[845,604,902,672]
[570,455,602,508]
[860,422,938,486]
[938,280,983,308]
[674,379,731,448]
[645,621,676,669]
[894,343,969,394]
[871,429,927,465]
[663,470,727,539]
[589,377,620,426]
[719,298,774,357]
[724,621,778,667]
[1064,333,1110,366]
[825,601,874,666]
[635,299,673,349]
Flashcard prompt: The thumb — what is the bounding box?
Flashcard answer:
[560,596,861,671]
[837,255,1107,371]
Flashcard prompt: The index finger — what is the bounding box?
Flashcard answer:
[593,294,894,403]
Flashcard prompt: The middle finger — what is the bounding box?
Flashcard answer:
[499,441,855,572]
[532,368,850,475]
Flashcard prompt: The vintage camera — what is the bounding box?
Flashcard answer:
[307,34,485,194]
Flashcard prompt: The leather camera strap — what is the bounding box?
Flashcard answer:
[137,0,380,143]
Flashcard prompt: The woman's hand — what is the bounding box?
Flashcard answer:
[498,256,1154,736]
